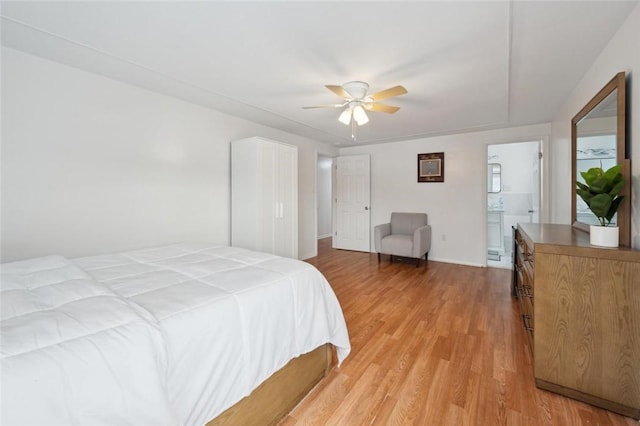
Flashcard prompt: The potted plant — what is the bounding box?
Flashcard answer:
[576,164,625,247]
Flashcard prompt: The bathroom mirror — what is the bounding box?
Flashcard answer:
[571,72,629,246]
[488,163,501,193]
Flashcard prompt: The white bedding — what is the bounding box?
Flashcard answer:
[0,255,178,426]
[1,244,350,426]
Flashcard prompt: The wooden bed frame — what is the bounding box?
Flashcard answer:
[206,344,334,425]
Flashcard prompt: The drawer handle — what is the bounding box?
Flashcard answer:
[522,314,534,332]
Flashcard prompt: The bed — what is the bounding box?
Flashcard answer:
[1,243,351,425]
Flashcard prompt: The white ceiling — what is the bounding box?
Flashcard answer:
[1,1,637,146]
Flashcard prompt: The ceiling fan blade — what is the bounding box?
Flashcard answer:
[302,103,345,109]
[365,103,400,114]
[368,85,408,102]
[325,85,350,98]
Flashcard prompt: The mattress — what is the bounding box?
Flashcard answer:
[3,243,351,425]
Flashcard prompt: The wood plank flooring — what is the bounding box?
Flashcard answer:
[280,238,637,425]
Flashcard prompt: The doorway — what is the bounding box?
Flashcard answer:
[316,154,371,253]
[317,155,333,240]
[333,155,371,252]
[487,140,541,268]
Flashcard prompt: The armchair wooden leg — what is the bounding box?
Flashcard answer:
[377,252,381,264]
[418,252,428,268]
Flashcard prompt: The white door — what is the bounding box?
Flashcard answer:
[530,145,541,223]
[334,155,370,252]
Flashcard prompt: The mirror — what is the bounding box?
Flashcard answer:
[571,72,629,246]
[488,163,501,193]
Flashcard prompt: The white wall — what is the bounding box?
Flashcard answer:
[317,156,333,239]
[488,141,538,194]
[1,47,338,262]
[549,3,640,248]
[339,123,550,266]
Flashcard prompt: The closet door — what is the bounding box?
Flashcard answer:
[275,144,297,258]
[231,137,298,259]
[258,142,278,254]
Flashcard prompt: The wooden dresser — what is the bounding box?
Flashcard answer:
[513,223,640,419]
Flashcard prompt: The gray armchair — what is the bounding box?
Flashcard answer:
[374,212,431,267]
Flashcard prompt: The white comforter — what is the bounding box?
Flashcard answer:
[1,244,350,426]
[0,255,178,426]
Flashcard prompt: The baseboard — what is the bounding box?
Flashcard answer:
[535,378,640,419]
[429,257,485,268]
[299,251,317,260]
[317,234,332,240]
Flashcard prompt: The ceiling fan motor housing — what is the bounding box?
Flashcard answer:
[343,81,369,99]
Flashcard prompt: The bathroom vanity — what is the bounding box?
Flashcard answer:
[487,209,504,254]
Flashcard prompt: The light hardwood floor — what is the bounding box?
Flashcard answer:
[280,238,637,425]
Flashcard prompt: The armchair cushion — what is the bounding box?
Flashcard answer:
[380,234,414,257]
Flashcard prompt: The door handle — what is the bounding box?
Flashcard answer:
[365,206,369,210]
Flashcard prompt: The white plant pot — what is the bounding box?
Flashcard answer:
[590,225,619,248]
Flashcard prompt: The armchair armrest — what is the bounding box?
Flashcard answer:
[374,223,391,252]
[412,225,432,258]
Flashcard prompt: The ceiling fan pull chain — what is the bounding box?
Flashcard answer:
[351,118,356,140]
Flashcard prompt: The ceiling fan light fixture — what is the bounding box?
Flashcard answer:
[353,105,369,125]
[338,108,352,125]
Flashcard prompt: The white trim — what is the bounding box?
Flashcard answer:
[429,257,485,268]
[299,251,317,261]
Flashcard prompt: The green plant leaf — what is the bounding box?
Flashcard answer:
[603,164,622,181]
[588,193,612,220]
[606,196,624,223]
[576,181,590,191]
[588,176,611,193]
[576,187,593,204]
[581,167,605,186]
[609,178,625,197]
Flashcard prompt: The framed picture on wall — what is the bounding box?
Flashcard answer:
[417,152,444,182]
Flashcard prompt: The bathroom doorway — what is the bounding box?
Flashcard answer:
[487,140,542,268]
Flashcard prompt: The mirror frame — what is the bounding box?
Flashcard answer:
[488,163,501,193]
[571,72,629,246]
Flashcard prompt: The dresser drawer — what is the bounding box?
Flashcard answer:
[514,226,535,355]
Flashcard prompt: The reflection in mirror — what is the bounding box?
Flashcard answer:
[488,163,501,193]
[571,72,628,246]
[575,89,617,225]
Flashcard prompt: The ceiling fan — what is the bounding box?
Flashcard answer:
[303,81,407,138]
